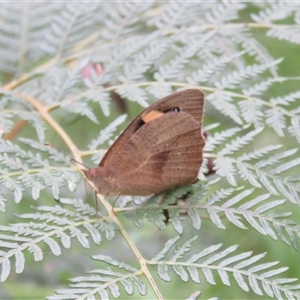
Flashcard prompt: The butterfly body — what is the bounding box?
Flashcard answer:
[83,89,205,196]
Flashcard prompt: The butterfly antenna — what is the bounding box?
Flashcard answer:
[70,158,90,170]
[81,177,88,204]
[44,143,63,154]
[94,190,100,218]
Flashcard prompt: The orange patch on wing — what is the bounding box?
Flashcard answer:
[141,110,164,123]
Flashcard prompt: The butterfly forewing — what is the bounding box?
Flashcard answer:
[99,89,204,168]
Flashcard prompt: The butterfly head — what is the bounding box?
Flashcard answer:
[82,167,116,196]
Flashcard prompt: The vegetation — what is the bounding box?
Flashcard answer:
[0,2,300,299]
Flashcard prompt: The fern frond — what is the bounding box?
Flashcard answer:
[88,114,127,151]
[41,3,107,57]
[216,59,283,90]
[0,138,79,202]
[186,290,202,300]
[242,77,286,97]
[146,82,173,99]
[116,86,148,107]
[125,182,207,233]
[265,106,286,137]
[206,92,242,124]
[230,28,277,72]
[154,39,203,82]
[251,3,295,23]
[101,2,153,41]
[0,2,56,74]
[0,193,6,212]
[151,236,300,299]
[219,127,263,156]
[0,198,113,282]
[207,122,300,202]
[289,115,300,144]
[187,51,246,85]
[205,1,246,23]
[267,26,300,45]
[48,254,146,300]
[204,187,300,249]
[238,99,264,128]
[147,2,202,29]
[205,126,241,152]
[99,33,160,74]
[82,88,111,117]
[119,40,170,84]
[213,128,263,186]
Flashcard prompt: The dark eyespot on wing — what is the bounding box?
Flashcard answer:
[163,107,180,113]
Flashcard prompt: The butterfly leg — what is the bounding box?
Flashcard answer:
[94,190,102,219]
[111,193,121,215]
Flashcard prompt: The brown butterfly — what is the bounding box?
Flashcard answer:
[83,89,205,197]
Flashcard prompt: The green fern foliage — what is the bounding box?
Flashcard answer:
[1,1,300,299]
[48,254,147,300]
[151,236,299,299]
